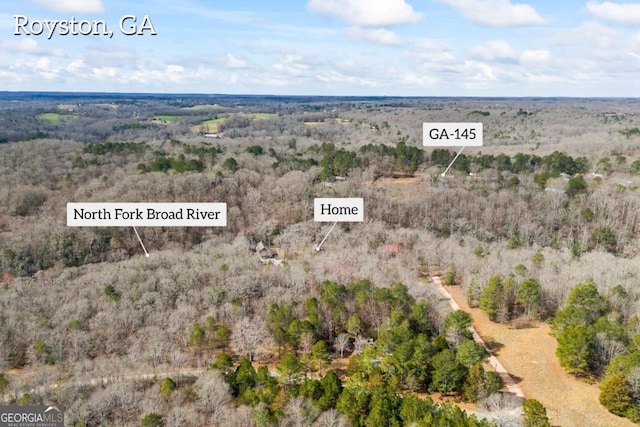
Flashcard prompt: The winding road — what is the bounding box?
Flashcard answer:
[430,274,525,398]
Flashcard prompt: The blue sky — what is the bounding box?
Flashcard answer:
[1,0,640,96]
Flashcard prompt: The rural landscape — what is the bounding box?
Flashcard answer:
[2,93,640,427]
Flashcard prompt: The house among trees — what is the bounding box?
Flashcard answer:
[255,241,276,260]
[382,244,401,257]
[0,270,14,284]
[544,187,566,195]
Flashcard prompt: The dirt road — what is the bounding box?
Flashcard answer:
[436,280,634,427]
[431,275,524,399]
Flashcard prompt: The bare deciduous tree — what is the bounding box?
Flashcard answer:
[230,316,272,362]
[284,396,315,427]
[594,333,626,374]
[300,332,315,355]
[334,333,350,359]
[626,367,640,401]
[196,370,232,425]
[477,392,524,427]
[353,334,368,354]
[221,405,256,427]
[313,408,349,427]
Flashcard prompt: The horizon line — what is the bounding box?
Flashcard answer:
[1,91,639,101]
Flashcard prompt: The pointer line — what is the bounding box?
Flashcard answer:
[316,221,338,251]
[133,226,150,257]
[441,146,466,177]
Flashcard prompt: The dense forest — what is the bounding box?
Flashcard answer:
[2,94,640,426]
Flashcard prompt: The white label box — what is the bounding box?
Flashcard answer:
[314,198,363,222]
[67,203,227,227]
[423,122,483,147]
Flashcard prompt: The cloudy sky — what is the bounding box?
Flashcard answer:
[1,0,640,96]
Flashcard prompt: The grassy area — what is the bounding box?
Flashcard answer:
[152,115,179,122]
[247,112,278,120]
[191,117,227,133]
[184,104,226,111]
[190,113,278,133]
[38,112,77,124]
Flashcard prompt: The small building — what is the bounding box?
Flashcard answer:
[255,241,275,259]
[545,187,566,195]
[0,270,14,284]
[383,244,401,256]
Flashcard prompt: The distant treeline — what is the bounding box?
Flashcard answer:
[273,142,592,180]
[83,141,147,155]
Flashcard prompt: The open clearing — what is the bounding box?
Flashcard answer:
[183,104,226,110]
[152,115,179,122]
[369,174,426,202]
[192,117,226,133]
[304,118,351,126]
[38,112,77,124]
[190,112,278,133]
[376,176,423,184]
[441,284,635,427]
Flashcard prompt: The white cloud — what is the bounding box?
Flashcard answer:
[402,73,438,87]
[91,66,118,79]
[127,65,185,85]
[425,51,457,63]
[558,21,621,57]
[521,49,550,64]
[414,38,451,51]
[307,0,422,26]
[1,39,66,58]
[66,59,86,73]
[469,40,516,61]
[84,46,136,67]
[26,56,51,71]
[409,39,456,64]
[463,60,499,88]
[344,27,401,45]
[440,0,544,27]
[586,1,640,25]
[2,38,44,54]
[225,54,249,68]
[272,54,312,77]
[31,0,104,13]
[524,72,562,83]
[314,69,379,87]
[89,64,186,86]
[0,14,17,30]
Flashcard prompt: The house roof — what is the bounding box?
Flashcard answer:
[383,244,401,253]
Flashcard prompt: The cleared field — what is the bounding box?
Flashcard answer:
[152,115,179,122]
[38,112,77,124]
[191,117,227,133]
[183,104,225,110]
[190,112,278,133]
[250,112,278,120]
[443,284,636,427]
[304,118,350,126]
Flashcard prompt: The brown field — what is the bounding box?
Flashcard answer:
[443,285,635,427]
[377,176,423,184]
